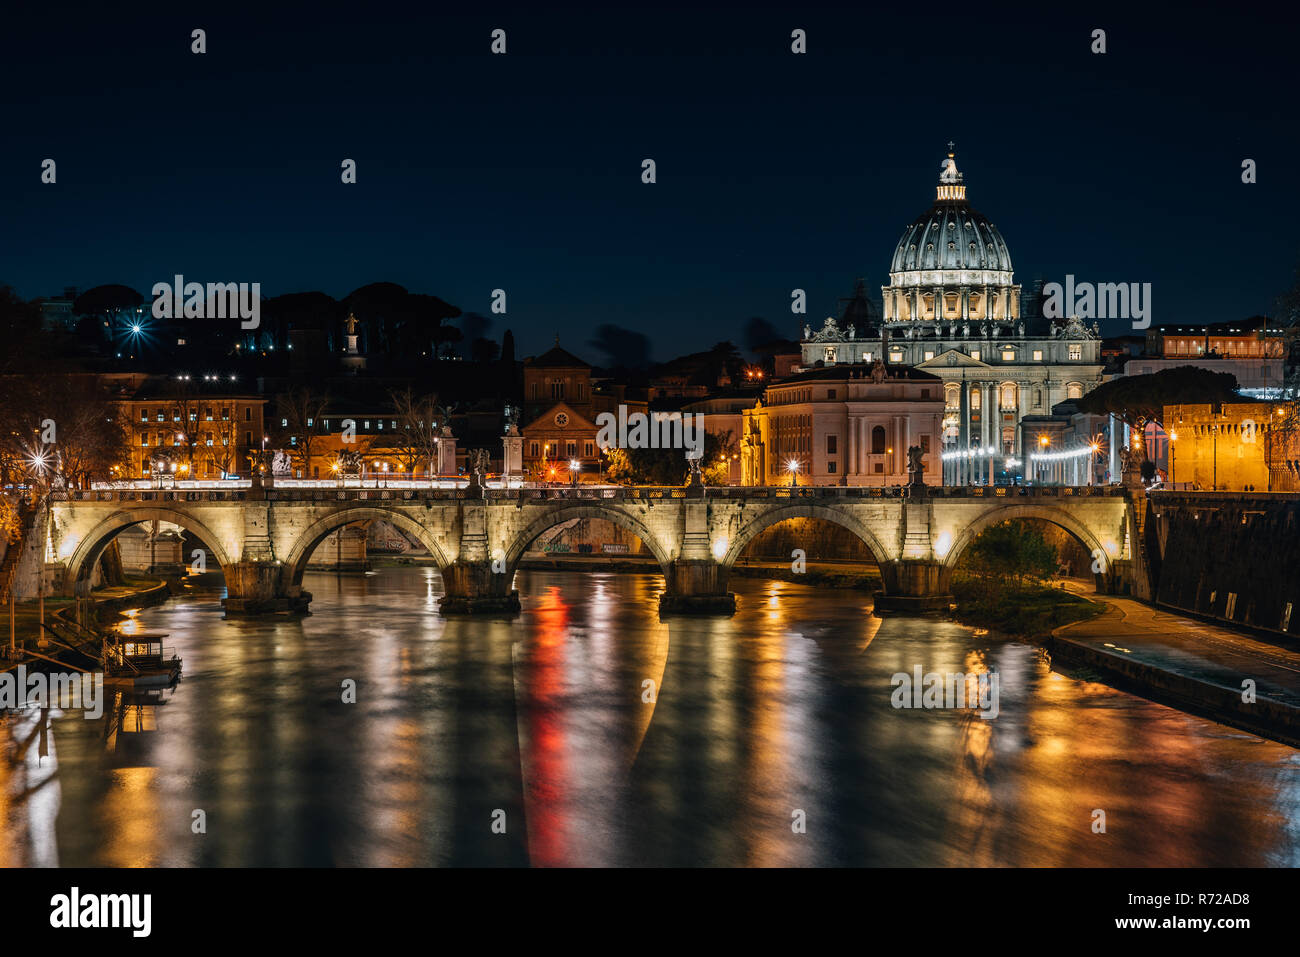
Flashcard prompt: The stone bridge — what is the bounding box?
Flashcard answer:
[45,484,1139,615]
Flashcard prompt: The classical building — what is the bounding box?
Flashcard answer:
[799,148,1105,485]
[740,361,944,486]
[120,379,266,480]
[519,339,646,481]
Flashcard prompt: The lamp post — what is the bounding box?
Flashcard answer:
[786,458,800,487]
[1169,431,1177,488]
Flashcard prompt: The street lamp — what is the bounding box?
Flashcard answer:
[1169,431,1177,488]
[786,458,800,487]
[569,459,580,486]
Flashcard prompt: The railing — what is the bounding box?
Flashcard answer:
[60,483,1133,505]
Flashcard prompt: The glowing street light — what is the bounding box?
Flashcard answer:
[786,458,800,487]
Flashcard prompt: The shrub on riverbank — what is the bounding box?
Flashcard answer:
[951,576,1101,637]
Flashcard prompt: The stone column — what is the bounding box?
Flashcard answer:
[847,415,856,478]
[959,381,970,485]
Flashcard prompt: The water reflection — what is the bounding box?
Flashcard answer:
[1,567,1296,867]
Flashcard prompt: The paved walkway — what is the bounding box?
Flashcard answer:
[1053,582,1300,744]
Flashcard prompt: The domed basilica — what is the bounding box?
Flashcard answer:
[799,147,1103,484]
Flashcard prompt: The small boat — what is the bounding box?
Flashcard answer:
[103,632,182,689]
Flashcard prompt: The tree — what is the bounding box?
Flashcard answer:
[963,521,1058,586]
[386,388,445,476]
[0,374,130,489]
[1075,366,1241,460]
[271,388,330,478]
[603,429,733,486]
[471,337,501,364]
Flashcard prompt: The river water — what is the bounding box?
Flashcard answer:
[2,567,1297,867]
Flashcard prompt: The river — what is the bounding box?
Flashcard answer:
[2,567,1297,866]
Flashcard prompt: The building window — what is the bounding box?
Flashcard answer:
[1001,384,1016,408]
[920,388,931,399]
[566,440,576,457]
[871,426,886,454]
[245,407,252,421]
[584,441,594,457]
[1066,382,1084,399]
[140,409,149,422]
[827,435,837,455]
[1033,350,1043,361]
[828,462,836,474]
[969,350,980,361]
[874,462,884,474]
[924,351,935,361]
[1068,344,1082,360]
[921,435,931,452]
[530,441,540,457]
[889,349,903,363]
[1002,349,1014,361]
[827,389,836,399]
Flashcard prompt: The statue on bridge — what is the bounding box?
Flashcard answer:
[466,448,490,497]
[907,444,926,488]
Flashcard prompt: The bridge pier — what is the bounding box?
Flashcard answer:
[222,561,312,616]
[438,561,521,615]
[873,560,952,613]
[659,560,736,616]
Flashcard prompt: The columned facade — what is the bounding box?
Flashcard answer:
[799,148,1104,484]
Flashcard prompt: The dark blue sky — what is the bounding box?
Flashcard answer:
[3,2,1296,360]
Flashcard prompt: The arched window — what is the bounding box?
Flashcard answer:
[971,388,981,410]
[1066,382,1084,400]
[1001,384,1017,408]
[944,383,959,408]
[871,426,887,454]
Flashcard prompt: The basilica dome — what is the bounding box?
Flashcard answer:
[880,148,1020,325]
[887,150,1014,279]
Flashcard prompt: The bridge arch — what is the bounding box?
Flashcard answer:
[720,502,895,587]
[284,507,453,587]
[65,507,236,585]
[503,504,673,579]
[939,503,1113,591]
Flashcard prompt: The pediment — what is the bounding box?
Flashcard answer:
[917,349,991,369]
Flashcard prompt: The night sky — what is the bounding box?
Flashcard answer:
[3,3,1297,360]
